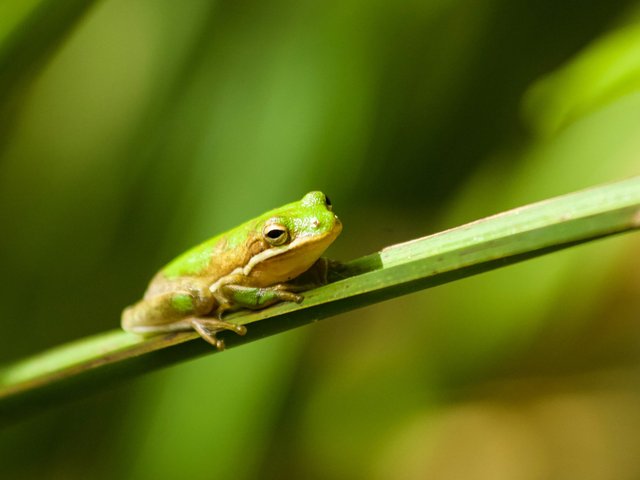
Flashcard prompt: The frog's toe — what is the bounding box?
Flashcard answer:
[215,303,233,319]
[190,318,246,350]
[282,291,304,303]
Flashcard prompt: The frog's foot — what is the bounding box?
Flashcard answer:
[190,318,247,350]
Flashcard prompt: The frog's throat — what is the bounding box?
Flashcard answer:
[208,227,340,293]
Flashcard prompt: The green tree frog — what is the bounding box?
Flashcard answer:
[122,191,342,349]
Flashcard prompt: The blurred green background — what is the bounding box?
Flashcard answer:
[2,0,640,478]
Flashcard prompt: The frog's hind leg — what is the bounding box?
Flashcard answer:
[122,288,215,332]
[190,318,247,350]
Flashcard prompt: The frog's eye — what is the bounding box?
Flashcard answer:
[263,223,289,246]
[324,194,332,211]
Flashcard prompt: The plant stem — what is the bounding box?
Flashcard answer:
[1,176,639,421]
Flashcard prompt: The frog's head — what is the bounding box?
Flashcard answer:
[246,191,342,284]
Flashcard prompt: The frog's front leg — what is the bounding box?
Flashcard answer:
[218,284,303,314]
[212,274,303,318]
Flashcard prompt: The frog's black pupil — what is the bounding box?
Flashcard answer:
[325,195,332,207]
[267,229,284,239]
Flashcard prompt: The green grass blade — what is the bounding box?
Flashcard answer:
[1,176,639,421]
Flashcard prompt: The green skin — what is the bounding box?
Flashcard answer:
[122,191,342,349]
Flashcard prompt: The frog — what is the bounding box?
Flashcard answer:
[121,191,342,350]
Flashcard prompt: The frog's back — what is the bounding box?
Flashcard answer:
[161,234,226,279]
[145,219,264,294]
